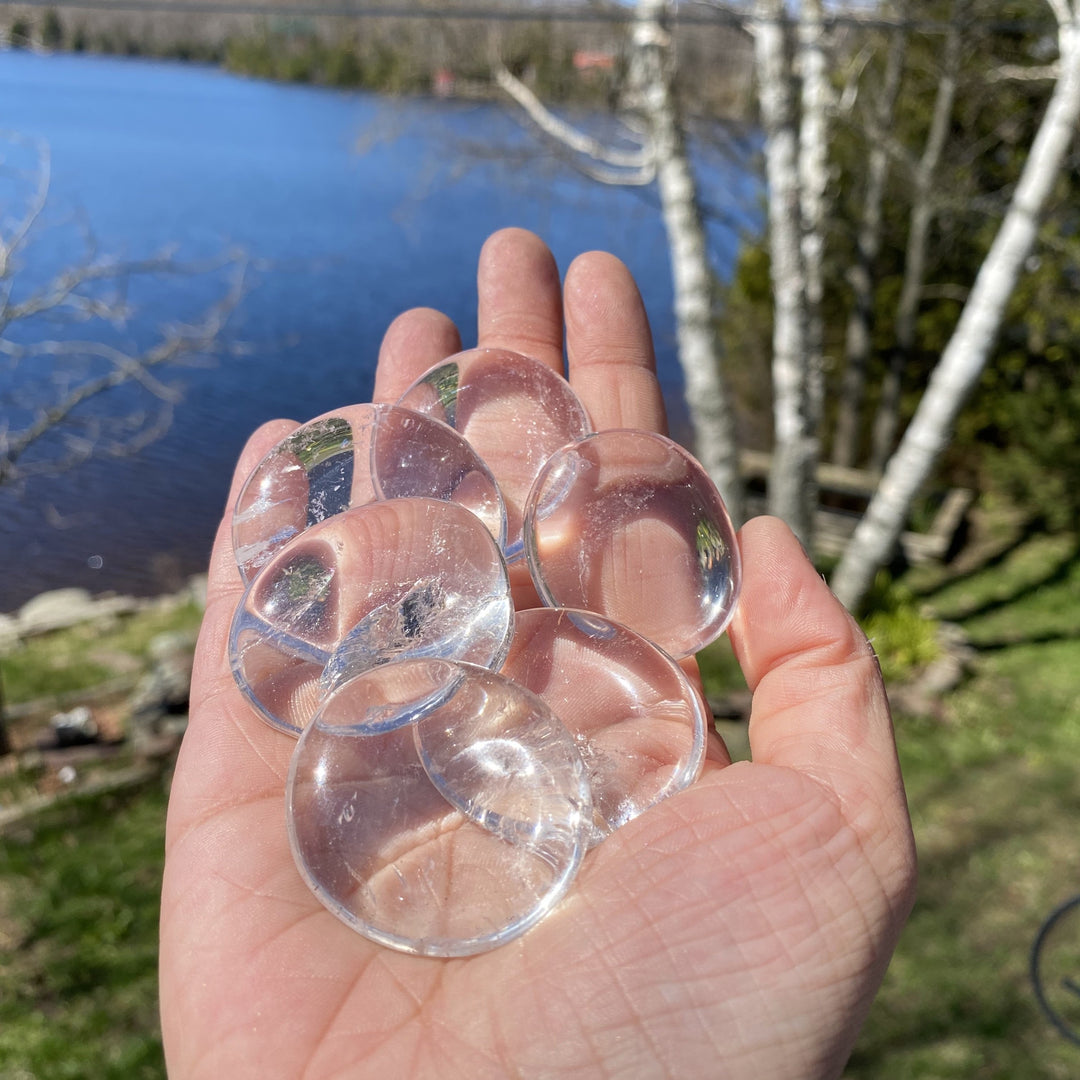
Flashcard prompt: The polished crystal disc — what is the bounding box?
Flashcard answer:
[397,348,592,563]
[523,429,741,659]
[501,608,707,844]
[286,659,590,956]
[229,499,513,735]
[232,403,506,581]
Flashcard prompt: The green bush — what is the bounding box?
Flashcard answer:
[324,44,362,87]
[42,8,63,48]
[9,16,31,46]
[861,572,942,682]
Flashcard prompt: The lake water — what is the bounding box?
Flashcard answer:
[0,50,756,611]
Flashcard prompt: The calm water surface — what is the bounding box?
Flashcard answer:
[1,50,754,610]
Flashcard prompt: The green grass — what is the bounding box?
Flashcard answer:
[0,781,168,1079]
[847,531,1080,1079]
[1,601,203,706]
[696,634,746,700]
[0,603,198,1074]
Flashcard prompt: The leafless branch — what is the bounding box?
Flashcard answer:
[0,136,250,491]
[0,250,241,336]
[0,132,50,283]
[837,42,877,115]
[988,62,1062,81]
[494,63,657,185]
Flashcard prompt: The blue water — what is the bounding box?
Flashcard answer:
[0,50,757,609]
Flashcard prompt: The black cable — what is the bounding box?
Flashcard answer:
[1030,892,1080,1048]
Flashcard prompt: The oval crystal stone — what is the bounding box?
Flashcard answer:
[232,403,506,581]
[501,608,707,844]
[397,348,591,563]
[229,499,513,735]
[286,659,590,956]
[523,429,741,659]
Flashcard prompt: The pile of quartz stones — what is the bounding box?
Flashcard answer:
[229,347,741,957]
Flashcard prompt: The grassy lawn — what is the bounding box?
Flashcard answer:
[0,601,199,1078]
[1,600,203,709]
[847,531,1080,1079]
[1,530,1079,1076]
[0,781,168,1079]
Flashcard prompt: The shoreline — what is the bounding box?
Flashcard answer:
[0,575,207,649]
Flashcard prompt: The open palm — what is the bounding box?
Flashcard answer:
[160,229,916,1079]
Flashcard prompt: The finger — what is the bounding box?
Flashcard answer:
[169,419,301,843]
[476,227,564,372]
[727,516,907,821]
[373,307,462,404]
[564,250,667,434]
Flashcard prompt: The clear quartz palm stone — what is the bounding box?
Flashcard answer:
[231,403,506,582]
[501,608,707,845]
[229,499,513,736]
[396,348,592,563]
[523,429,741,660]
[286,659,591,956]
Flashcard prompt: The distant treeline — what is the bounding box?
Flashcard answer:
[2,2,753,113]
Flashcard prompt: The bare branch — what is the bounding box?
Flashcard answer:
[0,340,185,403]
[1,251,240,335]
[0,249,249,486]
[494,63,657,184]
[0,132,50,282]
[837,43,877,116]
[988,62,1062,81]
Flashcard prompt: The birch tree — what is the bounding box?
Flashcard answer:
[754,0,815,546]
[495,0,746,523]
[832,0,1080,610]
[749,0,834,548]
[797,0,830,465]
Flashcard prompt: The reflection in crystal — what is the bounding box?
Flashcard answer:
[233,404,506,580]
[257,551,336,641]
[695,515,729,575]
[426,362,460,425]
[305,451,354,526]
[285,415,352,470]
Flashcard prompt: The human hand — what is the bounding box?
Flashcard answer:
[160,228,916,1079]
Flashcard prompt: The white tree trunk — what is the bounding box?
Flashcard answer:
[756,0,814,546]
[631,0,745,522]
[797,0,829,452]
[832,12,1080,611]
